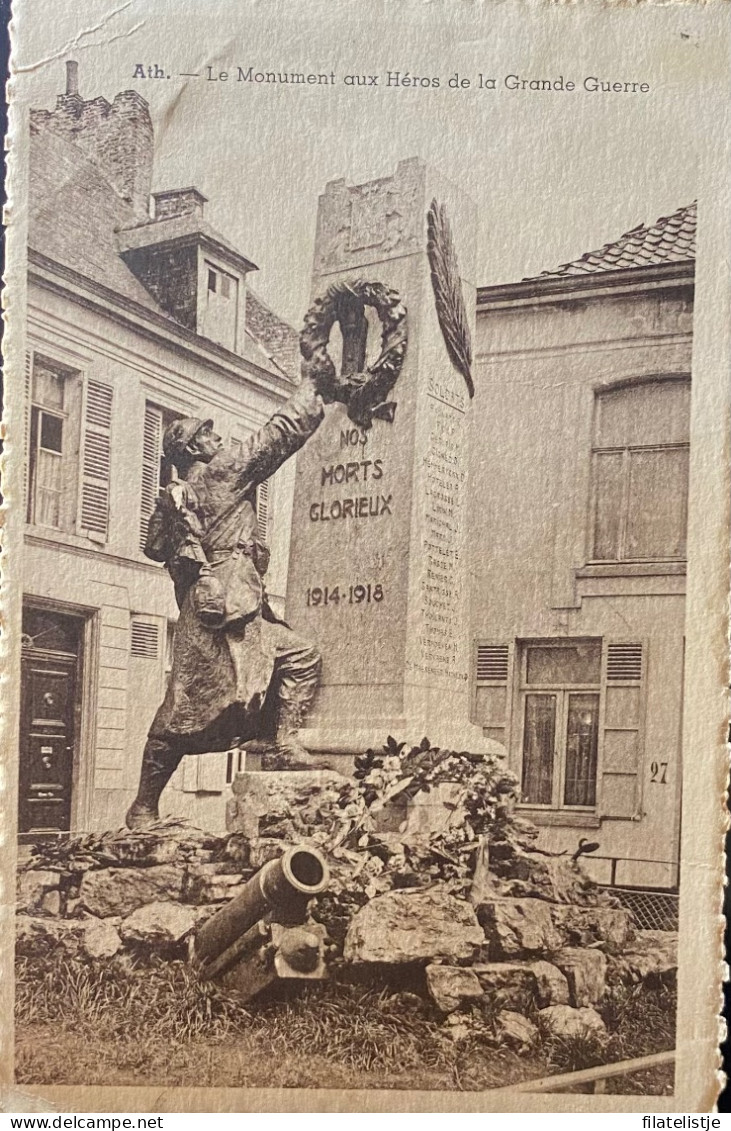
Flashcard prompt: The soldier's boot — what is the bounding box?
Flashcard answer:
[262,699,330,771]
[125,739,184,829]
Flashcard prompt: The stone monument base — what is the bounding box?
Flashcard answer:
[298,720,505,758]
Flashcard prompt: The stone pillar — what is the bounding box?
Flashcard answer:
[286,158,498,757]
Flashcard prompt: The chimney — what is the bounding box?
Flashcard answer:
[153,188,208,221]
[31,62,154,220]
[66,60,79,96]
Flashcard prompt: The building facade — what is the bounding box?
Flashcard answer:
[21,64,300,837]
[20,63,693,897]
[470,205,695,894]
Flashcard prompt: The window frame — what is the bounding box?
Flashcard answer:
[139,400,185,555]
[515,639,603,813]
[26,353,82,534]
[588,376,691,566]
[231,434,273,545]
[203,259,240,350]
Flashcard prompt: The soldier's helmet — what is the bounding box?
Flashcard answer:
[162,417,213,462]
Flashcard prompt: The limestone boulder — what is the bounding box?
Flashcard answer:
[17,870,61,914]
[16,915,85,957]
[120,901,198,950]
[82,918,123,959]
[474,959,571,1009]
[40,890,62,917]
[538,1004,607,1042]
[607,930,678,985]
[553,947,607,1007]
[96,826,220,868]
[477,898,562,958]
[550,905,634,953]
[344,889,484,964]
[496,1009,538,1051]
[472,963,538,1010]
[489,844,601,905]
[528,960,571,1008]
[425,965,484,1013]
[228,769,345,840]
[248,839,288,870]
[79,865,183,917]
[182,864,248,904]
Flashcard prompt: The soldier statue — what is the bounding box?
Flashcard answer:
[125,279,408,830]
[125,375,328,830]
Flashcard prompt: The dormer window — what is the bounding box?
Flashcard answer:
[118,188,256,356]
[204,261,239,350]
[207,267,233,298]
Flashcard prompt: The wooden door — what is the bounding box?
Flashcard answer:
[20,609,82,835]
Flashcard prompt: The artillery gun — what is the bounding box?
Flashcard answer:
[193,845,330,1002]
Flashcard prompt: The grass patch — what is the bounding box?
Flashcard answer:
[15,956,542,1091]
[15,955,675,1094]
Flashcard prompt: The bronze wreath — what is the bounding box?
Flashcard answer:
[299,279,408,429]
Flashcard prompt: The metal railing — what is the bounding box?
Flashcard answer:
[490,1049,676,1094]
[608,887,679,932]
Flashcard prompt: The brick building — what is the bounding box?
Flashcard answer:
[21,62,300,837]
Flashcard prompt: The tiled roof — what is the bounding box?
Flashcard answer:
[117,213,258,274]
[29,128,168,314]
[28,126,285,377]
[535,201,696,278]
[245,289,300,380]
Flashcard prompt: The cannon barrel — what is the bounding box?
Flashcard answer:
[194,845,329,967]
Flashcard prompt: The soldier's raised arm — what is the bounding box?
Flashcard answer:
[228,374,325,490]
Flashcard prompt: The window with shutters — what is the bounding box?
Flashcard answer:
[231,435,272,544]
[518,640,602,809]
[473,642,513,747]
[26,354,83,533]
[139,402,183,553]
[590,377,690,563]
[507,638,645,818]
[79,379,113,539]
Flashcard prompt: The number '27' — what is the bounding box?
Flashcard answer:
[650,761,668,784]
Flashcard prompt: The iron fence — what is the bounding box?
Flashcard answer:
[606,886,679,931]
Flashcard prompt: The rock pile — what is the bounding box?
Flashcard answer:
[339,879,676,1046]
[16,822,257,964]
[16,768,678,1055]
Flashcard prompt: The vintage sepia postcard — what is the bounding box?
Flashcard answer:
[2,0,730,1114]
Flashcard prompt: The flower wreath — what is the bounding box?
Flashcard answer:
[299,279,408,428]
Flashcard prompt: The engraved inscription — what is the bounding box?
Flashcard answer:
[416,376,468,680]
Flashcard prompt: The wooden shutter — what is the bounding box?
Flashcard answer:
[140,404,163,552]
[130,618,160,659]
[256,479,270,543]
[80,379,113,538]
[599,641,644,819]
[181,752,228,793]
[472,641,513,745]
[24,351,32,513]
